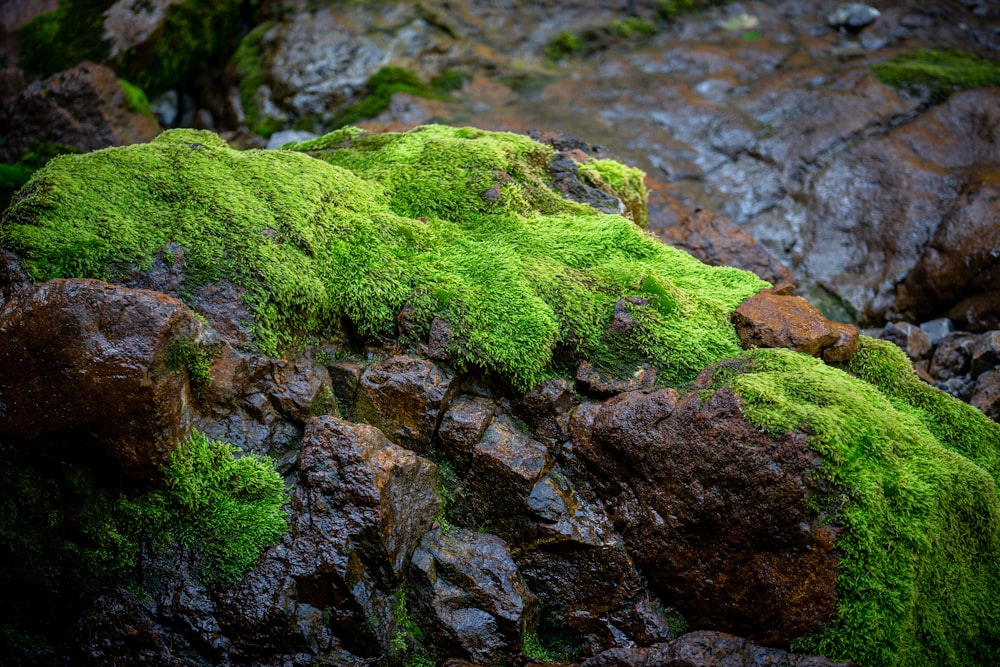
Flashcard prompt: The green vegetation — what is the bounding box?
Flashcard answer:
[0,432,287,655]
[164,336,217,392]
[18,0,244,97]
[117,78,154,118]
[0,143,80,211]
[612,17,658,38]
[578,158,649,227]
[873,49,1000,102]
[18,0,113,78]
[333,66,463,129]
[234,21,278,137]
[1,125,765,389]
[545,30,585,61]
[702,339,1000,666]
[657,0,695,19]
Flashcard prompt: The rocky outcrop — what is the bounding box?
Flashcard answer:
[571,386,839,645]
[2,126,999,667]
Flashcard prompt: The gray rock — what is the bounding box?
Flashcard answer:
[409,528,528,665]
[880,322,933,362]
[828,3,881,29]
[972,331,1000,379]
[266,129,319,149]
[919,318,954,346]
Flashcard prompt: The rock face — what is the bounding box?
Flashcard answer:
[572,387,839,645]
[0,278,201,480]
[0,61,161,163]
[2,126,999,667]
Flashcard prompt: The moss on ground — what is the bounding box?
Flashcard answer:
[1,125,765,389]
[234,22,278,137]
[873,49,1000,102]
[702,340,1000,666]
[332,66,463,129]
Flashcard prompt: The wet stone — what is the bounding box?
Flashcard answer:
[880,321,933,362]
[971,331,1000,379]
[930,332,977,381]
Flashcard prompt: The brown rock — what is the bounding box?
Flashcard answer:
[732,290,859,363]
[1,61,161,163]
[518,377,578,448]
[662,208,795,285]
[929,331,977,381]
[971,331,1000,380]
[971,369,1000,423]
[576,360,657,395]
[570,387,839,645]
[0,278,203,480]
[879,321,933,362]
[581,630,855,667]
[354,354,459,453]
[898,168,1000,333]
[327,358,365,421]
[437,395,495,468]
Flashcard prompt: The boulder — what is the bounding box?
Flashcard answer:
[571,386,839,645]
[0,278,203,480]
[582,630,854,667]
[0,61,160,164]
[879,321,933,362]
[354,354,459,454]
[661,208,795,286]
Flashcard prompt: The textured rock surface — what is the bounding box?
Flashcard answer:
[0,278,201,479]
[733,290,859,363]
[0,61,161,163]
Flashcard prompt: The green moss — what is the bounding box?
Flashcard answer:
[702,341,1000,666]
[18,0,243,97]
[17,1,113,78]
[873,49,1000,102]
[1,125,766,389]
[121,430,289,582]
[234,21,277,137]
[657,0,696,19]
[612,17,658,38]
[578,158,649,228]
[1,143,80,211]
[164,336,217,392]
[117,78,154,118]
[545,30,584,61]
[332,66,456,129]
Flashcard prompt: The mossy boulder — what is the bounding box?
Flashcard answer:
[2,125,999,666]
[1,125,765,389]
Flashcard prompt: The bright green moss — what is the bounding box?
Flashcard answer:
[120,430,289,582]
[578,158,649,228]
[703,342,1000,666]
[1,125,765,389]
[873,49,1000,102]
[332,66,460,129]
[545,30,584,61]
[117,78,153,118]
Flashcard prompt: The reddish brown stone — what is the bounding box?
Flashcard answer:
[576,360,657,395]
[732,290,859,363]
[662,208,795,286]
[0,278,202,479]
[971,369,1000,423]
[570,387,839,645]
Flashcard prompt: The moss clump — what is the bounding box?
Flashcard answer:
[578,158,649,228]
[545,30,585,61]
[117,78,154,118]
[17,0,113,78]
[120,430,289,582]
[702,340,1000,666]
[873,49,1000,102]
[164,336,217,392]
[332,66,458,129]
[1,125,765,389]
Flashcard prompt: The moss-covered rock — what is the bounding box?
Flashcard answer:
[873,49,1000,102]
[702,339,1000,666]
[1,125,765,389]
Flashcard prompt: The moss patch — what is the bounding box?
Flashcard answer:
[578,158,649,228]
[1,125,765,389]
[702,340,1000,666]
[873,49,1000,102]
[233,21,277,137]
[17,0,113,78]
[332,66,461,129]
[117,78,154,118]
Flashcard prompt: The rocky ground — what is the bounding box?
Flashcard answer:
[1,1,1000,666]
